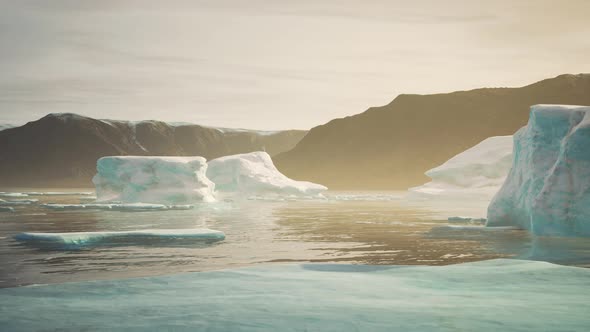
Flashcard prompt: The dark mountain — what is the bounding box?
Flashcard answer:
[274,74,590,189]
[0,113,306,187]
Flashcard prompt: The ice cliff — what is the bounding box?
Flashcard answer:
[410,136,513,197]
[207,152,327,197]
[93,156,216,204]
[487,105,590,236]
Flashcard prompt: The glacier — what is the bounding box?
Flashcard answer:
[487,105,590,236]
[207,151,327,197]
[410,136,513,197]
[14,229,225,249]
[93,156,216,204]
[0,259,589,331]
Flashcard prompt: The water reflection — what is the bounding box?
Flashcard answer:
[0,190,589,288]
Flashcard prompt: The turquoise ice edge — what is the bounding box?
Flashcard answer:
[1,258,589,331]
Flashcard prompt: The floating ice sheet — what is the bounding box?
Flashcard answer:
[0,259,588,331]
[40,203,194,211]
[14,228,225,249]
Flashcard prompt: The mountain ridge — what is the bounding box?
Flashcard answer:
[274,73,590,189]
[0,113,306,187]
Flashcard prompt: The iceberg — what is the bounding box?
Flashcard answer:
[93,156,215,204]
[411,136,513,197]
[207,151,327,197]
[487,105,590,236]
[0,259,588,331]
[14,228,225,249]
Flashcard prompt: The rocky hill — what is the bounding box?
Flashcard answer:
[0,113,306,187]
[274,74,590,189]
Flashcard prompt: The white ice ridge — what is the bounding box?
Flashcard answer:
[410,136,513,196]
[40,203,194,211]
[207,151,327,197]
[488,105,590,236]
[93,156,215,204]
[14,229,225,248]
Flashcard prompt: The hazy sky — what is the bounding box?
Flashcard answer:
[1,0,589,129]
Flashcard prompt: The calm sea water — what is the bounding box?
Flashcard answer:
[1,189,588,288]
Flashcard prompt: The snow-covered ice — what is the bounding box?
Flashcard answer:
[0,206,15,212]
[14,229,225,249]
[207,151,327,197]
[0,259,588,331]
[93,156,215,204]
[410,136,513,197]
[488,105,590,236]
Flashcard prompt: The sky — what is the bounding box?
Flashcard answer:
[0,0,589,130]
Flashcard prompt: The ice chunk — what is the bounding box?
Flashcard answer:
[93,156,215,204]
[0,198,39,205]
[207,151,327,197]
[0,259,589,331]
[0,206,15,212]
[40,203,194,211]
[14,228,225,249]
[410,136,513,197]
[0,192,29,198]
[24,191,94,196]
[447,216,473,222]
[488,105,590,236]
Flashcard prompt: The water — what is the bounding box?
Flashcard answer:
[1,189,588,288]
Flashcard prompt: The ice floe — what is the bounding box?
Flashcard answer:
[0,259,588,331]
[14,228,225,249]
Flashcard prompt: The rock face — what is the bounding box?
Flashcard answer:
[275,74,590,189]
[410,136,513,197]
[93,156,215,204]
[207,152,327,197]
[0,113,306,188]
[487,105,590,236]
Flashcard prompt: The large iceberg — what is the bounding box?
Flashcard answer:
[93,156,215,204]
[487,105,590,236]
[410,136,513,197]
[207,151,327,197]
